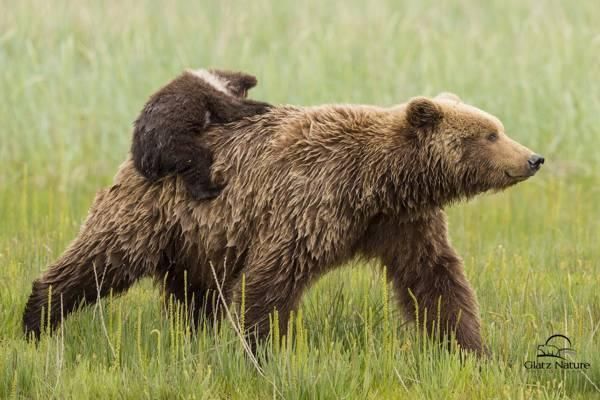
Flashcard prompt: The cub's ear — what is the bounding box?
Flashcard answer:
[406,97,443,129]
[225,71,257,91]
[435,92,461,102]
[210,69,258,98]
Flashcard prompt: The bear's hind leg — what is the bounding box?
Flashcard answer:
[227,248,309,352]
[159,271,218,330]
[23,251,143,339]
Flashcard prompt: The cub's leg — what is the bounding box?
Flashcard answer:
[205,95,272,125]
[168,137,224,201]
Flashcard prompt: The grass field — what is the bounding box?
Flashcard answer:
[1,0,599,398]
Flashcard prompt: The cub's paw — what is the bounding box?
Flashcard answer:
[185,181,225,201]
[242,99,272,116]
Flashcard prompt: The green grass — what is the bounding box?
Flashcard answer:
[1,0,599,398]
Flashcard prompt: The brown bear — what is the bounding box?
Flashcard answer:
[131,69,272,200]
[23,93,544,356]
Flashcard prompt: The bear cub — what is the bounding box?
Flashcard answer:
[131,69,272,200]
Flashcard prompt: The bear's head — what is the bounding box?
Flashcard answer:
[400,93,543,200]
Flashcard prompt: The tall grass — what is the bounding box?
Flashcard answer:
[1,0,599,398]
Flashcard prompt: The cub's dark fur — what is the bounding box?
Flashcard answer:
[131,69,271,200]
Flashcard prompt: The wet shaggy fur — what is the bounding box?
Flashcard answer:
[23,95,542,356]
[131,69,271,200]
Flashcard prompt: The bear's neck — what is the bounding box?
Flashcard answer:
[375,129,467,216]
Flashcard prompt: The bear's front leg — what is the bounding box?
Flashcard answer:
[383,210,485,356]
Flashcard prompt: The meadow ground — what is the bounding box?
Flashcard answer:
[1,0,599,398]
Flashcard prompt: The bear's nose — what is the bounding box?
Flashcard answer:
[528,154,545,171]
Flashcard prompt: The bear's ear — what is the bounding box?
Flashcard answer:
[406,97,443,129]
[435,92,461,103]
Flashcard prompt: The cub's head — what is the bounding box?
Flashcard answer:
[187,68,259,98]
[402,93,543,198]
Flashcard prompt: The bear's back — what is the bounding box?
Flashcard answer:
[102,104,387,274]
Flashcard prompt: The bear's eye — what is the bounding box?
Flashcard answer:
[486,132,498,142]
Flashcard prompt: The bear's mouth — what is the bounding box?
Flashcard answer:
[504,171,531,181]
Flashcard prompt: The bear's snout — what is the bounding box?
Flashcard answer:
[528,154,545,172]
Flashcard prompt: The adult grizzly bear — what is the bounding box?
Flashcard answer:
[23,94,544,356]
